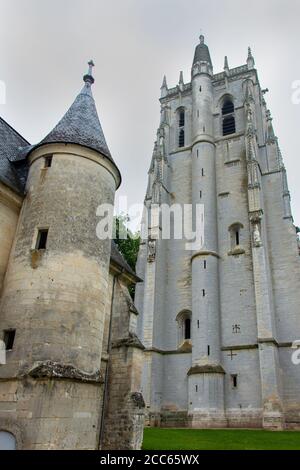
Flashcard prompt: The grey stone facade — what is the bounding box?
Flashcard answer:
[135,36,300,429]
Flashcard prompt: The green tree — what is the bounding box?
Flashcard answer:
[113,214,140,298]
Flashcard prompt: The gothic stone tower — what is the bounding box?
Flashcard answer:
[135,36,300,429]
[0,63,145,449]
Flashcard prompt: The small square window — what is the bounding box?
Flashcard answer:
[36,229,49,250]
[3,330,16,351]
[44,156,53,168]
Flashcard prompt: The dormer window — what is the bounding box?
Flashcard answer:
[222,100,236,136]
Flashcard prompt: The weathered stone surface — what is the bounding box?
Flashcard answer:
[187,364,226,375]
[27,361,103,383]
[0,76,145,448]
[101,278,145,450]
[136,36,300,429]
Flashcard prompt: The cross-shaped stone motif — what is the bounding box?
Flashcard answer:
[232,324,241,334]
[227,350,237,360]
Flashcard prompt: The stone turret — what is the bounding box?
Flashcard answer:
[0,62,121,449]
[189,35,225,427]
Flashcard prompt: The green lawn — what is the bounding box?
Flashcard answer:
[143,427,300,450]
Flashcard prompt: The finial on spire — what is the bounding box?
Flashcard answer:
[199,34,205,44]
[83,60,95,85]
[247,47,255,69]
[224,56,229,72]
[161,75,167,89]
[161,75,168,98]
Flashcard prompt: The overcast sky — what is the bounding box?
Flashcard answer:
[0,0,300,231]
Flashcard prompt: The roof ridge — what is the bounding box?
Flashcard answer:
[0,116,30,146]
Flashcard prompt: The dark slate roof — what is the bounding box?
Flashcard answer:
[21,79,121,190]
[24,81,115,163]
[110,241,142,282]
[0,117,30,193]
[193,35,212,67]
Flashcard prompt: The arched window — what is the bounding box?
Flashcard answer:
[0,431,16,450]
[179,110,185,127]
[176,310,192,347]
[223,116,236,136]
[221,99,236,136]
[177,108,185,148]
[222,100,234,115]
[184,318,191,340]
[178,129,185,147]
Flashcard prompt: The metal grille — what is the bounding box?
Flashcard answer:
[223,115,236,136]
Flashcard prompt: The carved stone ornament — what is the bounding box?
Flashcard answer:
[250,212,263,247]
[148,239,156,262]
[27,361,103,383]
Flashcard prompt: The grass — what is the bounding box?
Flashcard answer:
[142,427,300,450]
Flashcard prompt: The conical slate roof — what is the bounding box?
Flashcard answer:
[193,35,212,67]
[40,66,113,162]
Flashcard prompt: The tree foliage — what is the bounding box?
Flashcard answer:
[113,214,140,273]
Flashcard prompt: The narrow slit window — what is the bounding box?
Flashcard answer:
[207,345,210,356]
[44,155,53,168]
[229,223,243,250]
[36,229,49,250]
[231,374,238,388]
[197,320,200,328]
[3,330,16,351]
[204,260,207,269]
[202,289,206,297]
[195,385,198,392]
[202,168,204,176]
[200,190,202,199]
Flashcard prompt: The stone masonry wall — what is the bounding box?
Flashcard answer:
[101,278,145,450]
[0,182,22,295]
